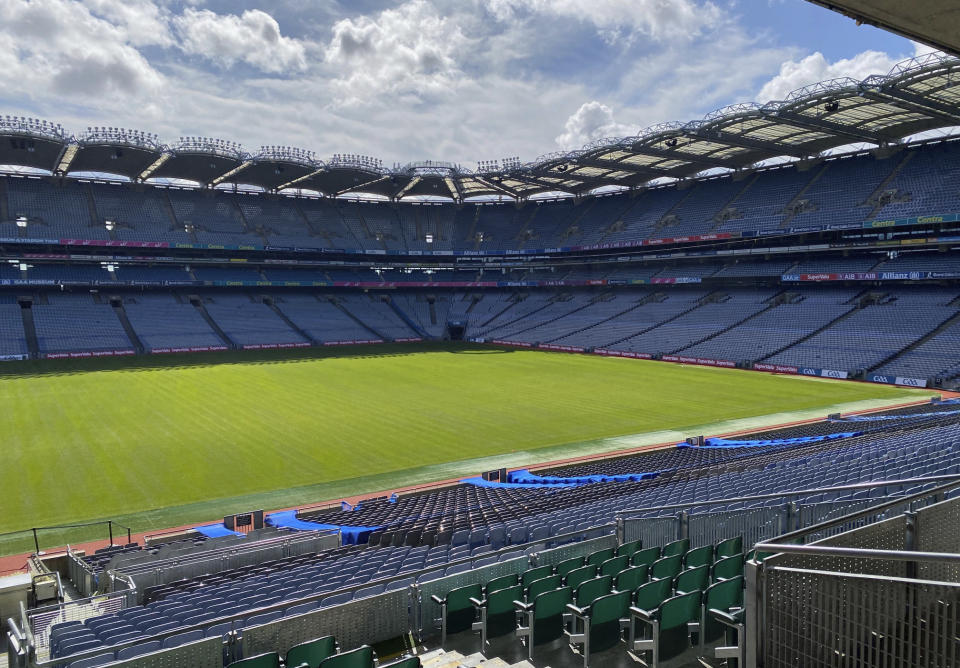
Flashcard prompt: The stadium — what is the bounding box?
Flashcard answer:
[2,2,960,667]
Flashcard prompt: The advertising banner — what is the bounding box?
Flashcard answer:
[150,345,229,354]
[45,349,136,359]
[537,343,584,352]
[661,355,736,368]
[868,373,928,387]
[592,349,654,359]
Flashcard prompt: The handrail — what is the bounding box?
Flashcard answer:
[758,476,960,546]
[616,474,960,516]
[112,528,338,576]
[751,544,960,563]
[30,522,615,667]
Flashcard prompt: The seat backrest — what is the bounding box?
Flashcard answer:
[651,554,683,580]
[485,573,518,595]
[585,547,615,567]
[526,574,562,602]
[574,575,612,607]
[633,577,672,612]
[703,576,744,641]
[446,583,483,614]
[614,564,648,592]
[564,564,599,590]
[286,635,337,668]
[716,535,743,558]
[712,554,745,581]
[521,565,553,587]
[631,546,660,567]
[318,645,374,668]
[662,538,690,557]
[487,584,524,616]
[554,555,584,578]
[229,651,281,668]
[616,539,642,557]
[659,590,701,631]
[674,565,709,595]
[590,590,631,625]
[684,545,714,569]
[531,586,573,645]
[599,555,629,577]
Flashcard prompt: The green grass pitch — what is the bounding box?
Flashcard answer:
[0,343,929,555]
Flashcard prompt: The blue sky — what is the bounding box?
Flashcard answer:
[0,0,936,167]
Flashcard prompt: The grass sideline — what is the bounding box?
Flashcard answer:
[0,342,930,555]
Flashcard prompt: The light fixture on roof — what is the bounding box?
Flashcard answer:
[666,137,679,148]
[824,100,840,114]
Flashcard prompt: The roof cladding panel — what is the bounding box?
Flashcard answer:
[296,169,394,196]
[150,153,244,185]
[0,135,66,172]
[231,160,316,190]
[69,144,162,180]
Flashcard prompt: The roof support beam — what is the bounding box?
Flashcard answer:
[471,176,522,199]
[627,144,739,169]
[769,110,889,145]
[861,87,960,126]
[277,167,327,191]
[394,176,422,200]
[336,175,391,197]
[54,144,78,174]
[211,160,252,186]
[571,156,669,178]
[496,172,577,194]
[688,128,808,158]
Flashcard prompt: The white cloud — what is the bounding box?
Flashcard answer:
[323,0,469,102]
[81,0,173,47]
[756,50,902,103]
[484,0,722,42]
[555,101,637,148]
[174,8,309,73]
[0,0,165,102]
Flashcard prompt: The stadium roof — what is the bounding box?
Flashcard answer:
[1,53,959,201]
[804,1,960,57]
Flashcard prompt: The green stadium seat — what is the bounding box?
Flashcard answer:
[565,564,599,590]
[712,554,745,582]
[318,645,374,668]
[614,564,648,593]
[470,584,523,650]
[662,538,690,558]
[716,535,743,558]
[585,547,615,567]
[631,546,661,568]
[700,575,744,660]
[286,636,337,668]
[630,590,701,665]
[484,573,518,596]
[515,586,573,661]
[651,554,683,581]
[555,556,585,578]
[616,539,642,557]
[430,583,482,645]
[683,545,714,570]
[229,652,281,668]
[565,589,632,667]
[573,576,613,608]
[525,575,562,603]
[521,565,553,588]
[599,555,629,577]
[674,565,709,595]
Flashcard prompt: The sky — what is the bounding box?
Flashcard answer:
[0,0,940,169]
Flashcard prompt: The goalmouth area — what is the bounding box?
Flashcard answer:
[0,342,932,556]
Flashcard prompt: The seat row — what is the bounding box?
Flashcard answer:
[430,535,745,665]
[228,635,419,668]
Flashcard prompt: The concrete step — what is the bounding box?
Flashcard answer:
[422,649,466,668]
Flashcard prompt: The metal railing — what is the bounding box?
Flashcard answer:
[114,529,340,601]
[15,523,615,667]
[745,475,960,667]
[615,474,960,549]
